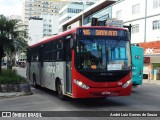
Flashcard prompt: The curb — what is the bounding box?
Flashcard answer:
[0,92,32,99]
[0,83,32,99]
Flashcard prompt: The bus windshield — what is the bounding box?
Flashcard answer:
[75,38,131,72]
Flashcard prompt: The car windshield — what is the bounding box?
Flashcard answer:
[75,38,131,71]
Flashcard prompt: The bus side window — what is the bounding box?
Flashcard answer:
[56,39,64,61]
[57,40,63,49]
[31,47,38,62]
[56,51,60,60]
[39,45,43,62]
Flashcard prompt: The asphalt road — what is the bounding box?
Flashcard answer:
[0,81,160,111]
[0,67,159,120]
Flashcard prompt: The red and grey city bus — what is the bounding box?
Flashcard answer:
[26,26,132,99]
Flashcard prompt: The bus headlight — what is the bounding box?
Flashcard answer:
[122,80,132,88]
[74,79,89,90]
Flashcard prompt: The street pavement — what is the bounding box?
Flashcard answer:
[0,67,160,120]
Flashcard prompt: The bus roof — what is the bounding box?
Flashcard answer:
[29,26,128,48]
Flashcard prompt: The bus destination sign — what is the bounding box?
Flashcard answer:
[79,28,126,37]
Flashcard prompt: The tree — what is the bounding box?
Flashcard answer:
[0,14,28,72]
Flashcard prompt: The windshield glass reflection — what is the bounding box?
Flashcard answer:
[75,38,131,71]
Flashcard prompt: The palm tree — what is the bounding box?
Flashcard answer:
[0,14,28,72]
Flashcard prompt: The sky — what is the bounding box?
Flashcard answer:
[0,0,23,16]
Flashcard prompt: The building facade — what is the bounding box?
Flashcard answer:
[22,0,66,26]
[59,3,83,26]
[112,0,160,80]
[59,0,160,80]
[28,15,59,46]
[28,17,43,45]
[58,0,100,31]
[22,0,67,45]
[59,1,98,26]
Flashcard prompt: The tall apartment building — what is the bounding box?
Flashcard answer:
[28,15,59,45]
[59,0,99,31]
[22,0,66,26]
[28,17,43,45]
[22,0,67,45]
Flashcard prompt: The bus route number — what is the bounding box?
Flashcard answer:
[83,29,90,35]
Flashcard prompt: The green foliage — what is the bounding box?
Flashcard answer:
[0,69,27,84]
[0,14,28,72]
[0,14,28,54]
[152,63,160,68]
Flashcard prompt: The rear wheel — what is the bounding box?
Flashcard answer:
[56,80,65,100]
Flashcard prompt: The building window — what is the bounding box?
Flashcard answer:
[116,10,122,20]
[132,24,139,33]
[153,0,160,8]
[132,4,140,14]
[153,20,160,30]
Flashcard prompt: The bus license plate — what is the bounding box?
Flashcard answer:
[101,91,111,95]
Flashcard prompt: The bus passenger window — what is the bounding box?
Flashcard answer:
[56,51,60,60]
[57,40,63,49]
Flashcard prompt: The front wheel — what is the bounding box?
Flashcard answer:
[57,81,65,100]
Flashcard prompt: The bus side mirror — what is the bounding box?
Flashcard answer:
[70,38,74,49]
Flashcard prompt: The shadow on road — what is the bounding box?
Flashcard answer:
[30,84,127,108]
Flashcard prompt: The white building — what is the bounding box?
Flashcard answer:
[22,0,67,26]
[28,17,43,45]
[28,15,59,46]
[57,0,160,80]
[112,0,160,43]
[42,14,59,37]
[112,0,160,80]
[59,3,83,25]
[22,0,67,45]
[59,1,99,31]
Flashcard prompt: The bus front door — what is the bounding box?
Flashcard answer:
[66,39,72,95]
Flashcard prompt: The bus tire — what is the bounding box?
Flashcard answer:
[132,85,138,88]
[33,74,37,88]
[56,80,65,100]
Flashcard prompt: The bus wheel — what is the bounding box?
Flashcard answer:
[57,81,65,100]
[33,75,37,88]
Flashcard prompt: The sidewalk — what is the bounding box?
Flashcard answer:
[143,79,160,85]
[0,92,32,99]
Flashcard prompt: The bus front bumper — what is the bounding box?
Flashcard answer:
[72,84,132,98]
